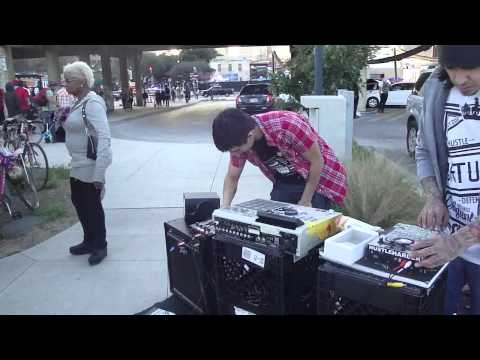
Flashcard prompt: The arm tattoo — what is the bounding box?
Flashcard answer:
[452,218,480,249]
[420,176,443,200]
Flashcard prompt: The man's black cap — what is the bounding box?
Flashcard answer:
[438,45,480,69]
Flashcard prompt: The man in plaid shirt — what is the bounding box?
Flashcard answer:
[56,85,76,109]
[212,109,347,209]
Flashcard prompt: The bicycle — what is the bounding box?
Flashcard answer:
[0,146,39,219]
[2,117,49,191]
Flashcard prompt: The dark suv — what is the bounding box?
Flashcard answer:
[236,84,273,114]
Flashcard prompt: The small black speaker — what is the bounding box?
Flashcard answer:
[184,192,220,225]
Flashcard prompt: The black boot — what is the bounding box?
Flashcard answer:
[70,242,93,255]
[88,248,107,266]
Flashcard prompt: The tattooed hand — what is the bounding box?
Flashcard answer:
[418,197,449,230]
[411,222,480,268]
[418,177,449,230]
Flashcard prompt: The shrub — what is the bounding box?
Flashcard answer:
[273,97,303,112]
[338,143,423,228]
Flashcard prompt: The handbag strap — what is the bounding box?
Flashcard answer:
[81,100,90,136]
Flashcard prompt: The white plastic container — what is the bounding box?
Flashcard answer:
[323,227,379,264]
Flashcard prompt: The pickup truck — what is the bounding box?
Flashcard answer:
[201,85,234,97]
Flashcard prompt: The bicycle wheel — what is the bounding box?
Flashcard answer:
[27,120,46,144]
[23,143,49,191]
[8,157,39,210]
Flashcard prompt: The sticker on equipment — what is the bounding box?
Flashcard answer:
[242,247,265,268]
[234,306,255,315]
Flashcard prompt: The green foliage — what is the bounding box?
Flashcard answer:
[44,166,70,190]
[272,97,303,112]
[337,143,424,228]
[167,61,215,82]
[141,49,217,81]
[179,48,219,62]
[35,201,67,221]
[271,45,379,100]
[141,53,179,80]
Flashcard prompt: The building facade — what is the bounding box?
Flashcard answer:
[209,56,250,82]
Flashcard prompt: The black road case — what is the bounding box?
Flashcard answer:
[317,261,446,315]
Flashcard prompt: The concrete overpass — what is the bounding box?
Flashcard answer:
[0,45,222,112]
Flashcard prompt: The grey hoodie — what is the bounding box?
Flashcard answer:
[416,68,480,265]
[64,91,112,184]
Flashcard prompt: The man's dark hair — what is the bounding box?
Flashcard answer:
[379,74,385,79]
[212,108,256,152]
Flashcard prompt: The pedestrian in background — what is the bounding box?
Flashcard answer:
[184,83,191,103]
[353,82,360,119]
[4,82,21,118]
[15,80,30,115]
[142,89,148,107]
[171,87,176,103]
[0,88,5,124]
[63,61,112,266]
[164,85,170,107]
[378,74,390,113]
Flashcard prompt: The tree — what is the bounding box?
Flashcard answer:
[141,52,178,80]
[271,45,379,101]
[178,48,219,62]
[166,61,215,82]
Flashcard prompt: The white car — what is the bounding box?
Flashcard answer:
[366,81,415,108]
[406,69,435,157]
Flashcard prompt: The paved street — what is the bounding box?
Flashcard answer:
[354,107,417,177]
[111,99,233,143]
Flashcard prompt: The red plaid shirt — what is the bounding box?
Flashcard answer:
[230,111,348,204]
[56,87,75,108]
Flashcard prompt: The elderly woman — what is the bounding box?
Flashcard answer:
[63,61,112,266]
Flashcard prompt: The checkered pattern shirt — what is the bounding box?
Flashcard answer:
[56,87,75,108]
[230,111,348,204]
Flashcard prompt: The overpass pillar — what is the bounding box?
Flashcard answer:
[78,49,91,66]
[119,55,129,95]
[133,50,143,107]
[45,46,61,82]
[0,45,16,88]
[100,49,115,113]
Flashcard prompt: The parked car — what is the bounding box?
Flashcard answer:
[236,83,273,114]
[366,80,415,108]
[202,85,233,97]
[406,69,434,158]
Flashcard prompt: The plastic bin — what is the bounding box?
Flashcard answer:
[212,234,320,315]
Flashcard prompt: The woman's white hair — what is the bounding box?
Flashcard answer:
[63,61,95,88]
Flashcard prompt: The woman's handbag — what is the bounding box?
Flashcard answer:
[81,101,97,160]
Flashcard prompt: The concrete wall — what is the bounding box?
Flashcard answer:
[300,95,352,164]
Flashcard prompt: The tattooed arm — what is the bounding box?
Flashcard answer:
[417,176,449,230]
[411,219,480,268]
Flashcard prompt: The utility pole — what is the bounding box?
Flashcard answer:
[272,51,275,75]
[394,47,398,81]
[314,46,324,95]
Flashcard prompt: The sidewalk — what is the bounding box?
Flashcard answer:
[0,100,270,314]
